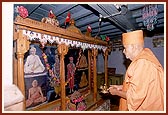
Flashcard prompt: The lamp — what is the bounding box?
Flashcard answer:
[99,4,128,19]
[95,4,128,38]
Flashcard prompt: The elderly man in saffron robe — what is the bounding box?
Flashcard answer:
[109,30,164,111]
[26,80,46,108]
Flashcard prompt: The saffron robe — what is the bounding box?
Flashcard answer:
[119,48,164,111]
[26,86,46,108]
[67,62,76,89]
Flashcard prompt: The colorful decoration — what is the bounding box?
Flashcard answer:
[15,6,28,18]
[65,12,71,26]
[106,36,110,42]
[100,35,106,41]
[41,9,59,27]
[48,9,56,19]
[67,91,87,111]
[23,30,107,51]
[142,4,158,31]
[87,24,92,33]
[100,35,110,42]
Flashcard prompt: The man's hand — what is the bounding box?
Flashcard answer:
[108,85,123,95]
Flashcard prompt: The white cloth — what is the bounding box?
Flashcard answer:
[4,84,24,108]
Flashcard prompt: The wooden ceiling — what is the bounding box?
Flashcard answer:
[13,3,165,40]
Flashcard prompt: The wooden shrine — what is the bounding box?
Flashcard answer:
[13,15,111,111]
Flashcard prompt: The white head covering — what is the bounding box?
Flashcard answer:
[29,45,36,52]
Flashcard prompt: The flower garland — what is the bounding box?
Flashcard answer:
[40,44,60,86]
[40,42,81,86]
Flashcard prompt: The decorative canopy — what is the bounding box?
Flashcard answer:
[14,16,109,52]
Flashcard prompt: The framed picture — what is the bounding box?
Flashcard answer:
[65,48,89,95]
[24,45,60,109]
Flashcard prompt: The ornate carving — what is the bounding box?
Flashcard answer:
[41,17,59,27]
[15,15,62,35]
[57,44,69,56]
[103,48,109,57]
[14,16,108,46]
[66,19,82,35]
[57,43,69,111]
[92,48,98,57]
[17,30,30,55]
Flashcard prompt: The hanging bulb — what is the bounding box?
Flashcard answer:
[99,14,102,26]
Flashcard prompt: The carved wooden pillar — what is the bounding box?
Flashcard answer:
[13,25,18,85]
[57,44,68,111]
[103,49,109,86]
[13,41,18,85]
[92,48,98,102]
[16,30,30,95]
[16,29,30,110]
[88,50,91,89]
